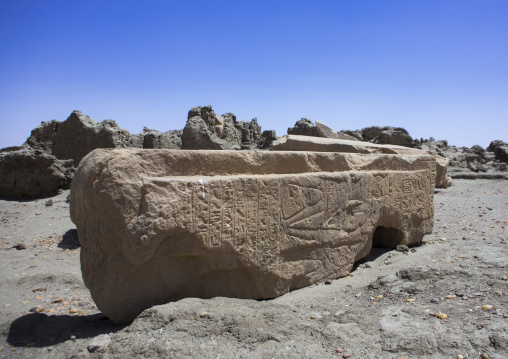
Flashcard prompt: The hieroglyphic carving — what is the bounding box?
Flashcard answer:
[148,170,432,262]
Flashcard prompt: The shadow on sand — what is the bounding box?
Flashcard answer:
[57,229,80,250]
[7,312,126,348]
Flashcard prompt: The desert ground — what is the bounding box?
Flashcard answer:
[0,179,507,359]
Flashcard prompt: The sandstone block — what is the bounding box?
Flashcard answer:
[315,120,356,140]
[70,149,436,323]
[272,135,451,188]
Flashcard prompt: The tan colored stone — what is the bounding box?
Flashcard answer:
[316,120,339,138]
[70,149,436,323]
[272,135,451,188]
[315,121,358,140]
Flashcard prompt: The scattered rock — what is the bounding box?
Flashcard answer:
[13,243,26,250]
[396,245,409,253]
[87,334,111,353]
[45,199,53,207]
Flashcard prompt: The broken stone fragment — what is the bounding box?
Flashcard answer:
[272,135,451,188]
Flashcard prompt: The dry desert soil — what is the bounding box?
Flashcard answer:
[0,179,507,359]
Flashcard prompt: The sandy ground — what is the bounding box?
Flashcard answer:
[0,179,507,359]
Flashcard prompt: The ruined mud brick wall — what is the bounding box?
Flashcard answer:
[70,149,436,323]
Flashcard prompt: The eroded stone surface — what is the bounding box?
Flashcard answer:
[70,149,436,323]
[272,135,452,188]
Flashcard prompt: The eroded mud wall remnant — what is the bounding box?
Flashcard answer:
[70,149,436,323]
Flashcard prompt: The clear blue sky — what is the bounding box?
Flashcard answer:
[1,0,507,149]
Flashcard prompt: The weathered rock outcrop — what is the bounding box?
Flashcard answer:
[287,118,319,137]
[181,106,262,149]
[27,111,139,166]
[258,130,278,149]
[71,149,436,323]
[487,140,508,163]
[344,126,416,148]
[135,127,182,149]
[272,135,452,188]
[0,150,74,198]
[423,139,508,179]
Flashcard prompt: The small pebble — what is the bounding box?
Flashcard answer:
[199,312,208,318]
[70,335,76,341]
[45,199,53,207]
[457,355,464,359]
[481,353,489,359]
[52,298,63,303]
[482,305,493,310]
[325,279,333,285]
[335,347,343,353]
[437,313,448,319]
[69,309,78,314]
[445,295,457,299]
[494,291,502,296]
[14,243,26,250]
[342,353,352,358]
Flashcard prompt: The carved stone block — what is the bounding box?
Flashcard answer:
[70,149,436,323]
[272,135,452,188]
